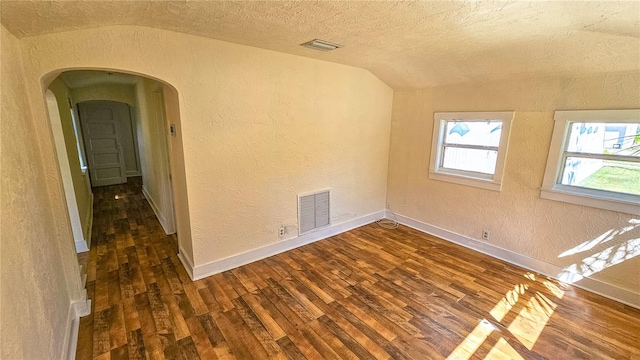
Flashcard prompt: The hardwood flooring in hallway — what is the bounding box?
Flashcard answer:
[76,180,640,360]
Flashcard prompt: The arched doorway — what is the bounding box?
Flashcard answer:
[41,68,193,280]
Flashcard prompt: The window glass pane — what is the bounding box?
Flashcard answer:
[560,157,640,195]
[566,122,640,157]
[442,147,498,175]
[70,109,87,169]
[444,120,502,147]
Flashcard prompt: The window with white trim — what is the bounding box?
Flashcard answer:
[429,112,514,191]
[541,110,640,215]
[69,106,88,172]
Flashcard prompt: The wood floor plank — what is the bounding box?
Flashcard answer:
[275,336,306,360]
[146,283,173,335]
[77,281,95,359]
[93,308,112,357]
[77,178,640,360]
[230,296,283,357]
[204,276,235,312]
[196,286,222,313]
[126,329,146,360]
[185,316,219,360]
[183,282,209,316]
[297,325,342,359]
[108,303,127,350]
[212,310,262,360]
[162,292,191,340]
[177,337,200,360]
[158,332,180,360]
[307,318,360,360]
[141,334,166,360]
[240,292,287,341]
[110,344,129,360]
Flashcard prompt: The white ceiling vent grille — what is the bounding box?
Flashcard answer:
[298,190,330,235]
[300,39,342,52]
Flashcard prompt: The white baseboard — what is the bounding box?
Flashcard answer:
[75,193,94,253]
[62,291,91,360]
[74,240,89,253]
[183,210,385,281]
[178,249,195,280]
[142,186,175,236]
[391,212,640,309]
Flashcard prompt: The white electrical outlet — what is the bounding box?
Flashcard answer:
[482,230,490,241]
[279,226,286,237]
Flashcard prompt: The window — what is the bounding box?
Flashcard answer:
[429,111,514,191]
[69,103,88,172]
[541,110,640,215]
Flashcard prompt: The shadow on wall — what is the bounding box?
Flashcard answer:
[556,219,640,284]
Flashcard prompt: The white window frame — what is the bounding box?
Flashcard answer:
[541,109,640,215]
[68,99,88,173]
[429,111,514,191]
[70,107,87,172]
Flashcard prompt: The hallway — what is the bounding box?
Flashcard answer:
[76,178,188,359]
[77,181,640,360]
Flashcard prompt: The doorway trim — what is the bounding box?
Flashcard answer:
[41,67,193,265]
[39,66,194,360]
[45,89,92,253]
[146,87,176,235]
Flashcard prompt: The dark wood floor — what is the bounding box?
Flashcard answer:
[76,180,640,360]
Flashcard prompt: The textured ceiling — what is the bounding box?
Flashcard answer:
[60,70,139,89]
[2,1,639,88]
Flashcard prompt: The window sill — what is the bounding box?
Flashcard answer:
[540,188,640,215]
[429,171,502,192]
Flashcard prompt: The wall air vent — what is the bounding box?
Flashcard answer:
[298,190,330,235]
[300,39,342,52]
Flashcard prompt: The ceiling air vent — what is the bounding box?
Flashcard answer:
[298,190,330,235]
[300,39,342,52]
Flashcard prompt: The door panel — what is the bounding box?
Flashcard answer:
[93,153,120,164]
[79,101,128,187]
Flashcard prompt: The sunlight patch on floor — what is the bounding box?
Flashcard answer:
[508,292,558,350]
[449,272,568,359]
[446,319,497,360]
[524,273,535,281]
[484,338,525,360]
[490,284,528,322]
[543,280,566,299]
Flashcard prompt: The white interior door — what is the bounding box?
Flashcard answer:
[79,101,128,187]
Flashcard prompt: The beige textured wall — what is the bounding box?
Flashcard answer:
[0,25,82,360]
[387,71,640,294]
[48,78,93,240]
[71,83,136,106]
[18,25,393,267]
[135,77,175,233]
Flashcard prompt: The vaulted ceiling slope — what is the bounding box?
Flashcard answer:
[2,1,639,89]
